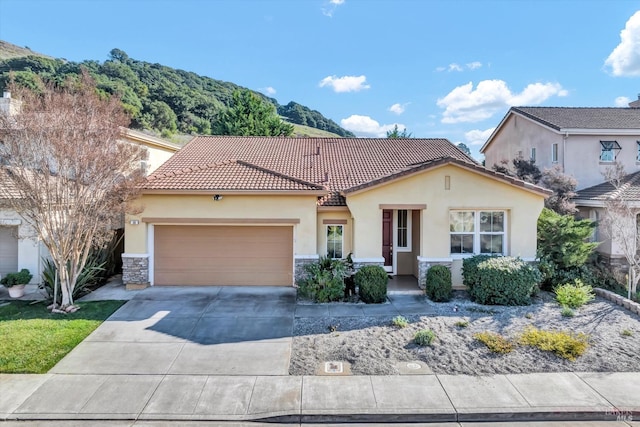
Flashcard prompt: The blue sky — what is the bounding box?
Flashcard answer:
[1,0,640,159]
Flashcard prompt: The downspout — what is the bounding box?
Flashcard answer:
[562,131,568,171]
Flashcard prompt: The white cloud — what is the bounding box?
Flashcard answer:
[464,127,496,146]
[605,11,640,76]
[260,86,276,96]
[437,80,568,124]
[615,96,631,107]
[319,75,370,93]
[340,115,402,137]
[322,0,345,17]
[388,102,409,115]
[436,61,483,72]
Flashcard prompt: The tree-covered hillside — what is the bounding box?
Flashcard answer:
[0,46,354,138]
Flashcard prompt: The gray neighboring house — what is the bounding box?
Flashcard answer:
[481,99,640,190]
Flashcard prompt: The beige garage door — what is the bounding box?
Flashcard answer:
[154,225,293,286]
[0,226,18,278]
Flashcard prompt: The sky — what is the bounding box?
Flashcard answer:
[1,0,640,159]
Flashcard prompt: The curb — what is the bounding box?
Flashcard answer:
[594,287,640,315]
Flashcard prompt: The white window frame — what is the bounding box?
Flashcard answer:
[326,224,344,259]
[600,140,620,162]
[394,209,412,252]
[551,143,558,163]
[449,210,507,258]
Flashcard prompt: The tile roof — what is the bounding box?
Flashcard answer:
[144,136,518,205]
[575,171,640,202]
[512,107,640,131]
[0,169,21,200]
[146,159,325,191]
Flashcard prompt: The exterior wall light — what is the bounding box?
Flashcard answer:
[213,195,223,201]
[129,219,140,225]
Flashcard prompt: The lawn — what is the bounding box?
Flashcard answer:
[0,300,125,373]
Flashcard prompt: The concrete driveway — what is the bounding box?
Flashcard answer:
[51,286,296,376]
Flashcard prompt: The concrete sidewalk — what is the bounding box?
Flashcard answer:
[1,371,638,424]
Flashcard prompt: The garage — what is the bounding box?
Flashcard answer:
[153,225,294,286]
[0,226,18,278]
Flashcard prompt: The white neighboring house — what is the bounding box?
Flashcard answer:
[0,91,180,283]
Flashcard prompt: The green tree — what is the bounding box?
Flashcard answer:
[215,89,293,136]
[457,142,471,155]
[386,124,412,138]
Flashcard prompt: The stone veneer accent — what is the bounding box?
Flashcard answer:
[294,255,320,285]
[594,287,640,315]
[352,259,384,271]
[122,254,149,289]
[417,257,452,290]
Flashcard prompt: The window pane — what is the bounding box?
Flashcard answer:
[327,225,343,258]
[480,234,503,254]
[450,211,474,232]
[451,234,474,254]
[480,211,504,232]
[601,149,613,162]
[397,228,407,247]
[397,210,408,248]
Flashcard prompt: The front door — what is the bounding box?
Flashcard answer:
[382,209,393,271]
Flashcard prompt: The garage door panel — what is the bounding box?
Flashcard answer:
[154,225,293,286]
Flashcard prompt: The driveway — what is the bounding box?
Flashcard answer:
[51,286,296,376]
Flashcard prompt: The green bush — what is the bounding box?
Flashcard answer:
[560,306,575,317]
[473,331,514,354]
[355,265,388,303]
[468,256,541,306]
[555,279,595,308]
[519,327,589,361]
[425,265,452,302]
[414,329,435,346]
[391,315,409,328]
[297,256,346,302]
[1,269,32,287]
[40,256,107,305]
[462,255,493,288]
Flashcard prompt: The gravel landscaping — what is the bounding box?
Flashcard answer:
[290,291,640,376]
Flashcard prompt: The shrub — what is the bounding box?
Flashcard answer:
[297,256,346,302]
[355,265,388,303]
[462,255,493,288]
[473,331,514,354]
[519,327,589,361]
[455,320,469,328]
[1,269,32,287]
[391,315,409,328]
[414,329,435,346]
[621,329,633,337]
[425,265,452,302]
[555,279,595,308]
[468,257,541,306]
[560,306,575,317]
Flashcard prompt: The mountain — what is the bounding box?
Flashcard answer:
[0,42,355,138]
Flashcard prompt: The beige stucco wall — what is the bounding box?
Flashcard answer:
[565,135,640,190]
[346,164,545,284]
[143,145,177,174]
[125,194,318,255]
[484,114,640,191]
[316,210,353,258]
[483,114,563,171]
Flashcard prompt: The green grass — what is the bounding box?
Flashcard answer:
[0,300,125,373]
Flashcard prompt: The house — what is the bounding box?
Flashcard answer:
[122,137,550,289]
[481,102,640,190]
[573,171,640,274]
[0,114,180,283]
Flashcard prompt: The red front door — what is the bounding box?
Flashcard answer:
[382,209,393,267]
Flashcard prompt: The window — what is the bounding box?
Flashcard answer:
[326,225,343,259]
[396,210,411,251]
[600,140,620,162]
[636,141,640,161]
[551,143,558,163]
[530,147,536,161]
[589,210,599,243]
[450,210,506,255]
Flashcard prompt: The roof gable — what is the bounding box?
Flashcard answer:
[575,170,640,202]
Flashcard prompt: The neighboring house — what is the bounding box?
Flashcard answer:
[481,101,640,190]
[0,92,180,283]
[573,171,640,273]
[122,137,550,289]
